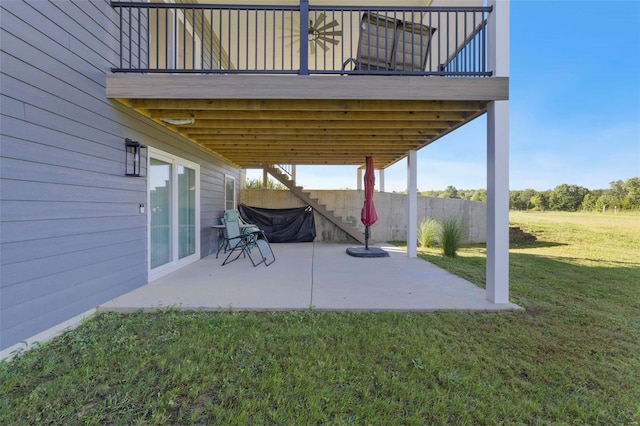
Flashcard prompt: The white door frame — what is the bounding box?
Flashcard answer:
[148,147,201,281]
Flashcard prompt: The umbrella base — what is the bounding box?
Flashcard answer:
[346,247,389,258]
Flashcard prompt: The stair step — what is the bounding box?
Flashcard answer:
[264,166,366,244]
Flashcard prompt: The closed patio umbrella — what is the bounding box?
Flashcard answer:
[361,156,378,250]
[346,157,388,257]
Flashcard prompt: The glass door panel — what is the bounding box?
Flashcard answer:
[150,158,172,269]
[178,165,196,259]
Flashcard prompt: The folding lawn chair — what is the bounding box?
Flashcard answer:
[246,230,276,267]
[221,209,275,267]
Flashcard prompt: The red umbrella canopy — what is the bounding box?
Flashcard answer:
[361,156,378,227]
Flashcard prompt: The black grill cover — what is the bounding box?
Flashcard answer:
[238,204,316,243]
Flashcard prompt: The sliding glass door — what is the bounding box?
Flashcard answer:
[150,158,172,269]
[178,165,196,259]
[149,149,200,280]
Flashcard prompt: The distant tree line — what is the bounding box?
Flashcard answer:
[417,178,640,212]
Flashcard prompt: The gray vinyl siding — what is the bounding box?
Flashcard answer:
[0,0,240,350]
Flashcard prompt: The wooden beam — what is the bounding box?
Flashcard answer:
[224,155,403,163]
[193,134,430,142]
[240,160,400,167]
[149,110,468,121]
[180,120,454,129]
[184,128,441,136]
[214,149,408,156]
[130,98,487,112]
[205,145,422,153]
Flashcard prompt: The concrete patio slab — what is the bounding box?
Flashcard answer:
[99,243,521,313]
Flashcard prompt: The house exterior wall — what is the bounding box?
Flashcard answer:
[0,0,239,351]
[241,189,487,244]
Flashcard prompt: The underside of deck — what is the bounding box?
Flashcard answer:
[107,74,508,169]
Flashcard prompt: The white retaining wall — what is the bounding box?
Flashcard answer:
[241,189,487,244]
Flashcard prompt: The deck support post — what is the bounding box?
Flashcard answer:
[407,149,417,258]
[486,0,510,303]
[486,101,509,303]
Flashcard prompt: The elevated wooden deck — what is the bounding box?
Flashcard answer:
[107,74,508,168]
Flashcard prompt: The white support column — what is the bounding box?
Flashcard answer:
[487,102,509,303]
[487,0,510,303]
[357,168,363,191]
[240,169,247,189]
[407,150,418,258]
[379,169,385,192]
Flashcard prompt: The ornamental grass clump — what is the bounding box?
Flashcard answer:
[439,216,464,257]
[417,218,440,248]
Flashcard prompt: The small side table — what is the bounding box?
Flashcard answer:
[211,224,227,258]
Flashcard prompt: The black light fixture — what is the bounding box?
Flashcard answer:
[125,138,147,177]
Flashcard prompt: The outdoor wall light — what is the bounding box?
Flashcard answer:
[125,138,147,177]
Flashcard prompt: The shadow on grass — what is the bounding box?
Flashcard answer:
[509,240,568,249]
[417,245,640,317]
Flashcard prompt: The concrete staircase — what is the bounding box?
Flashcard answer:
[264,166,365,244]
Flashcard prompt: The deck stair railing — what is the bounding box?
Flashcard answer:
[111,1,492,76]
[274,164,294,180]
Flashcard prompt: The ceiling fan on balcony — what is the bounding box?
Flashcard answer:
[280,13,342,55]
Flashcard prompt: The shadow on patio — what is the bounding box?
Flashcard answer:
[99,243,521,313]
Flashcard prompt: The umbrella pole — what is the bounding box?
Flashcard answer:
[365,226,369,250]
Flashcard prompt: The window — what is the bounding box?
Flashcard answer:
[225,175,235,211]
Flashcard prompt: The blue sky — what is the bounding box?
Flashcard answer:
[249,0,640,192]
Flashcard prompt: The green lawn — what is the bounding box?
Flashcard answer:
[2,211,639,425]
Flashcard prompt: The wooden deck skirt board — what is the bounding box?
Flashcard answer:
[106,75,509,101]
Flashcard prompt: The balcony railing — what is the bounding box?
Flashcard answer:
[111,1,492,77]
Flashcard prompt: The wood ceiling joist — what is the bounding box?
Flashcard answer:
[229,161,401,167]
[181,120,453,129]
[184,128,440,136]
[149,110,468,122]
[198,146,431,154]
[194,135,427,145]
[217,149,408,156]
[206,145,422,152]
[240,160,398,167]
[195,142,432,150]
[130,99,487,112]
[225,154,402,162]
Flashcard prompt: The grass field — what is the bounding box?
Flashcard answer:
[1,211,639,424]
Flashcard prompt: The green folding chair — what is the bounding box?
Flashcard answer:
[247,230,276,267]
[222,210,275,267]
